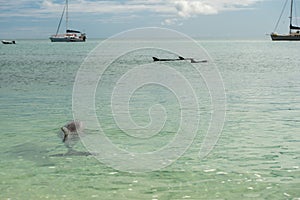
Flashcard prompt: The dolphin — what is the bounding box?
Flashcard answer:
[153,56,208,63]
[152,56,182,61]
[60,120,84,151]
[179,56,208,63]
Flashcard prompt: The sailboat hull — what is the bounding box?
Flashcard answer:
[50,37,86,42]
[271,33,300,41]
[50,34,86,42]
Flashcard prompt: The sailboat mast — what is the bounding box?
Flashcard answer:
[290,0,293,34]
[56,6,65,35]
[66,0,69,32]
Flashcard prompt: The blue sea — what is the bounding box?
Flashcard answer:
[0,38,299,200]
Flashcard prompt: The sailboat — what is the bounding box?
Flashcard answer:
[271,0,300,41]
[50,0,86,42]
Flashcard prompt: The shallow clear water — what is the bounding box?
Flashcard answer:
[0,39,299,199]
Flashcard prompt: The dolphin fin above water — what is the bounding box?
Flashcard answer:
[59,120,84,149]
[61,126,70,142]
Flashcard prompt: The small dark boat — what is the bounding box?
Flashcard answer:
[2,40,16,44]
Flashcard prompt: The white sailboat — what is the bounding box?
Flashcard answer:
[50,0,86,42]
[271,0,300,41]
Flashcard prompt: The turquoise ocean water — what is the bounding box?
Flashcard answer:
[0,39,299,199]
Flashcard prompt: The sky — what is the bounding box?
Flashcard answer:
[0,0,297,39]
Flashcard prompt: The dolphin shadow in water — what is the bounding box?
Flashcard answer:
[50,149,93,157]
[8,142,55,166]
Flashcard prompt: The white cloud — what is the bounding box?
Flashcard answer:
[172,0,263,18]
[40,0,174,15]
[162,18,178,25]
[0,0,263,23]
[160,0,263,26]
[96,14,139,24]
[174,1,218,18]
